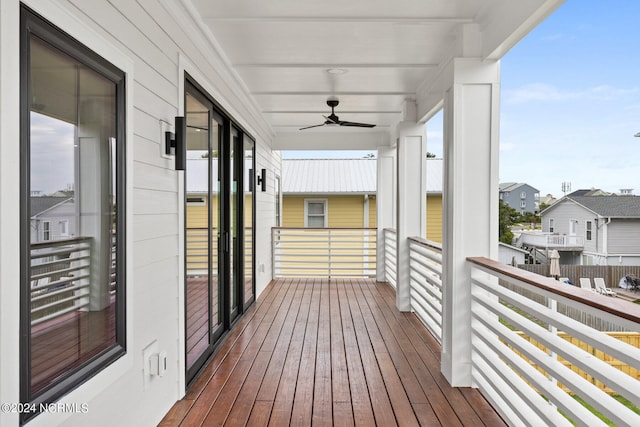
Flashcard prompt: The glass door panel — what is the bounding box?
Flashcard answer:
[229,128,239,322]
[185,92,210,373]
[184,78,256,385]
[184,88,224,380]
[210,116,223,340]
[244,138,255,305]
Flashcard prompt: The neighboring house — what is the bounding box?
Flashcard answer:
[281,158,444,242]
[533,193,640,266]
[498,242,529,266]
[30,196,76,243]
[185,154,254,229]
[540,193,557,206]
[499,182,540,214]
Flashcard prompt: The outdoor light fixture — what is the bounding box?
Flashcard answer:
[165,116,186,170]
[256,168,267,192]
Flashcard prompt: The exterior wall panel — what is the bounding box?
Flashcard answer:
[0,0,278,426]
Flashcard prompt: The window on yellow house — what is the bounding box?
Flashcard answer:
[305,199,327,227]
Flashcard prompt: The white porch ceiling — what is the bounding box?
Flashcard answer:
[189,0,564,150]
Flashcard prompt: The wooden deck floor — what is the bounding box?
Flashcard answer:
[160,278,505,427]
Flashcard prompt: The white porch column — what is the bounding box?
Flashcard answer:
[376,145,396,281]
[396,100,426,311]
[441,58,500,386]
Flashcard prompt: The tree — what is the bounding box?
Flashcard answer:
[499,199,516,244]
[426,152,436,158]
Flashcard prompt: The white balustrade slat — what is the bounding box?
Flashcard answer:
[472,319,606,426]
[472,344,574,427]
[472,274,640,393]
[472,286,640,426]
[272,228,376,278]
[471,364,533,427]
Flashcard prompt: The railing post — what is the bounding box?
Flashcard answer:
[328,228,332,279]
[396,100,425,311]
[441,58,500,387]
[376,146,396,282]
[271,227,276,279]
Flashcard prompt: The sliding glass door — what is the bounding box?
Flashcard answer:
[184,86,224,379]
[184,78,255,384]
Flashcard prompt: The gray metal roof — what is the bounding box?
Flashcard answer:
[282,158,443,194]
[499,182,539,193]
[30,196,73,217]
[186,157,444,194]
[567,195,640,217]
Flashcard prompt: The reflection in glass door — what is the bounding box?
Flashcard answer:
[183,77,256,385]
[228,128,239,323]
[184,86,223,380]
[244,138,255,305]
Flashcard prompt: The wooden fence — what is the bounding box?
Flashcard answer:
[517,264,640,288]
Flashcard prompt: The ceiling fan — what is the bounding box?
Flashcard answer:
[299,98,376,130]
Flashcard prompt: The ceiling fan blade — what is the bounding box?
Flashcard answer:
[299,123,326,130]
[339,121,376,128]
[323,115,339,124]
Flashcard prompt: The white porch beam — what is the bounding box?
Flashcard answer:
[441,58,500,386]
[395,99,426,311]
[272,130,390,150]
[376,146,396,281]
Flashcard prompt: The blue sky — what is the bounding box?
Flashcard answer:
[285,1,640,197]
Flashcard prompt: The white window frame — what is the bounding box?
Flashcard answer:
[520,191,526,199]
[42,221,51,241]
[549,218,555,233]
[304,199,328,227]
[585,220,592,241]
[520,200,526,208]
[59,219,69,237]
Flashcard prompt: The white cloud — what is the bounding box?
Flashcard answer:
[499,141,516,152]
[503,83,637,104]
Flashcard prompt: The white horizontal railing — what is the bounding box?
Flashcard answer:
[468,257,640,427]
[519,232,584,248]
[272,227,376,278]
[408,237,443,342]
[386,232,640,425]
[30,237,92,326]
[383,228,397,288]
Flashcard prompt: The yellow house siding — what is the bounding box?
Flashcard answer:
[244,194,253,226]
[186,199,208,229]
[368,197,377,227]
[426,194,442,243]
[281,194,443,242]
[327,195,364,228]
[282,196,305,227]
[283,195,370,228]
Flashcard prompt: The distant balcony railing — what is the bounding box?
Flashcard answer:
[272,227,376,278]
[186,227,253,277]
[30,237,92,326]
[382,232,640,425]
[519,232,584,248]
[383,228,397,288]
[408,236,443,341]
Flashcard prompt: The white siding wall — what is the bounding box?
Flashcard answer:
[542,200,594,241]
[608,219,640,255]
[0,1,278,426]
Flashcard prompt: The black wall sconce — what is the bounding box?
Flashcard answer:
[256,168,267,192]
[165,116,186,170]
